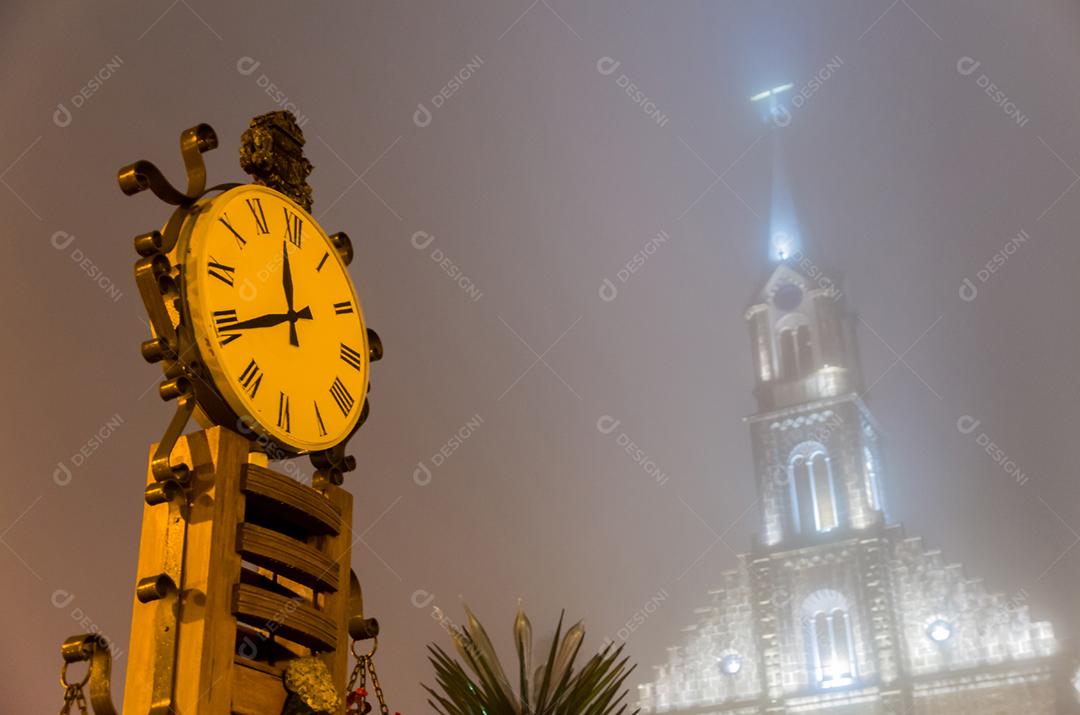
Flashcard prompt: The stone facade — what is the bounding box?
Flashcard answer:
[638,262,1074,714]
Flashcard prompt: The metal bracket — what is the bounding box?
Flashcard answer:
[151,379,195,483]
[348,570,379,642]
[138,477,189,715]
[61,634,119,715]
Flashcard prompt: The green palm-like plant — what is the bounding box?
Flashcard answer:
[424,603,639,715]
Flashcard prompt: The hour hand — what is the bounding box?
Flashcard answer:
[226,312,293,331]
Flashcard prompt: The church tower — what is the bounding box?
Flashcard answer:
[637,93,1070,714]
[742,254,908,708]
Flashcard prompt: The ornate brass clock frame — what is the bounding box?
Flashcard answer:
[58,112,383,715]
[125,112,380,487]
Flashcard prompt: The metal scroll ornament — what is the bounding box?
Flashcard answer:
[118,111,378,483]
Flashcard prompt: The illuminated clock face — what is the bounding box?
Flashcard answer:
[182,185,369,453]
[772,283,803,312]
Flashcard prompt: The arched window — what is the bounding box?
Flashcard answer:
[779,328,799,378]
[788,442,839,534]
[863,445,883,512]
[803,591,856,689]
[777,322,814,379]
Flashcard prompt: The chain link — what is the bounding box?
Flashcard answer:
[344,639,391,715]
[60,684,89,715]
[60,659,91,715]
[367,657,390,715]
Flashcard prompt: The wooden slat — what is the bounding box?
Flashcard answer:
[240,464,342,536]
[236,523,339,592]
[232,583,337,652]
[239,566,306,600]
[231,661,286,715]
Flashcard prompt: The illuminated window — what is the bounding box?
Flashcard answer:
[863,445,883,512]
[803,591,856,689]
[789,442,839,534]
[777,325,813,379]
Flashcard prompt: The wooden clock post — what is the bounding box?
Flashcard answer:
[58,113,381,715]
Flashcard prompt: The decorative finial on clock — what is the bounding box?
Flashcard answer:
[239,110,314,211]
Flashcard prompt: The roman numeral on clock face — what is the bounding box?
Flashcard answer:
[329,376,354,416]
[239,359,263,398]
[213,309,242,345]
[277,392,290,433]
[340,343,363,371]
[314,401,328,437]
[316,251,329,272]
[247,198,270,235]
[334,301,353,315]
[218,214,246,249]
[284,208,303,248]
[207,258,236,287]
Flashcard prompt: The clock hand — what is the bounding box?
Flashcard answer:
[220,307,315,335]
[282,241,299,347]
[226,312,294,331]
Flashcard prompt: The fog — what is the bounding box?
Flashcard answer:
[3,1,1080,712]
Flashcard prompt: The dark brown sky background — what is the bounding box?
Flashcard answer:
[4,1,1080,712]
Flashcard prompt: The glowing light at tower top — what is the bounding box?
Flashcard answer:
[752,82,802,262]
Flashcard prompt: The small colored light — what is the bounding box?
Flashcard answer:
[750,90,771,102]
[771,83,794,94]
[720,653,742,675]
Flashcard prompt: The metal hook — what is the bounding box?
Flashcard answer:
[60,635,118,715]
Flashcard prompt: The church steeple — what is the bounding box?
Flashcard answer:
[744,110,858,414]
[743,96,881,546]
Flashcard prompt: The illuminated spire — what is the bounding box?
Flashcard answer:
[751,83,801,262]
[768,132,800,261]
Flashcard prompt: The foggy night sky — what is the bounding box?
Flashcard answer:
[3,2,1080,712]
